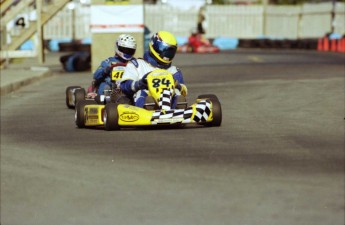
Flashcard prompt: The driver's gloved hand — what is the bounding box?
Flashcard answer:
[174,80,188,97]
[133,75,148,92]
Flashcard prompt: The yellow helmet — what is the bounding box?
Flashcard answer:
[149,31,177,66]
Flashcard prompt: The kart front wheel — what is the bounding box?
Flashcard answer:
[198,94,222,127]
[75,100,96,128]
[66,86,81,109]
[197,94,219,102]
[104,103,120,131]
[208,98,222,127]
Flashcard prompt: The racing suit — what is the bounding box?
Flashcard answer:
[93,55,132,95]
[120,51,187,108]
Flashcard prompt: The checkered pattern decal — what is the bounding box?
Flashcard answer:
[193,100,212,122]
[150,99,212,125]
[158,89,172,110]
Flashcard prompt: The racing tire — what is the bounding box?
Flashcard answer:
[198,94,222,127]
[104,103,120,131]
[66,86,81,109]
[74,88,86,106]
[75,100,96,128]
[197,94,219,102]
[207,98,222,127]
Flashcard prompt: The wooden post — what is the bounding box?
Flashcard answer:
[36,0,45,64]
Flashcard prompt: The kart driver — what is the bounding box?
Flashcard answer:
[188,29,211,50]
[92,34,137,96]
[120,31,188,108]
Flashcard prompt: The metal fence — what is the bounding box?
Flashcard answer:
[206,5,264,38]
[43,2,345,40]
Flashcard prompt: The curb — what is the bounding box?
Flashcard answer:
[1,69,53,96]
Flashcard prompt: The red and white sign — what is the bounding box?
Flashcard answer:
[91,5,144,33]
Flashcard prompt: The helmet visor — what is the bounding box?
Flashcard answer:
[118,45,136,57]
[151,37,177,62]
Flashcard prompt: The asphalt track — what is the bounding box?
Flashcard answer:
[1,49,344,225]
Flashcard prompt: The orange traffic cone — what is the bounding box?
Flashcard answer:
[339,38,345,53]
[331,39,337,52]
[337,39,342,52]
[317,38,323,51]
[322,37,329,51]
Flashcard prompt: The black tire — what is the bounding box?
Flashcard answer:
[104,103,120,131]
[198,94,222,127]
[66,86,81,109]
[59,42,76,52]
[74,88,86,106]
[197,94,219,102]
[208,98,222,127]
[75,100,96,128]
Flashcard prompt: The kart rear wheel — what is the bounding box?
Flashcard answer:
[198,94,222,127]
[74,88,86,106]
[66,86,81,109]
[104,103,120,131]
[75,100,96,128]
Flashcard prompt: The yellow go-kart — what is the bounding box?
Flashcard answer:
[75,69,222,130]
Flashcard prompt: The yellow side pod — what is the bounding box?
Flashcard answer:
[84,105,105,126]
[117,104,156,126]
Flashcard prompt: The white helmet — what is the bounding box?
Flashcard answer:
[115,34,137,61]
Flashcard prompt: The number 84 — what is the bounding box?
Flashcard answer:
[152,78,171,88]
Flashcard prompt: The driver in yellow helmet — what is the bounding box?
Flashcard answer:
[120,31,188,108]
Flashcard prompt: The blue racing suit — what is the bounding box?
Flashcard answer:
[120,51,187,108]
[93,55,130,95]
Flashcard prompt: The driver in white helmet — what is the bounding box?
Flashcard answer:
[120,31,187,108]
[93,34,137,96]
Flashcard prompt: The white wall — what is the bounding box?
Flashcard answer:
[43,2,345,40]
